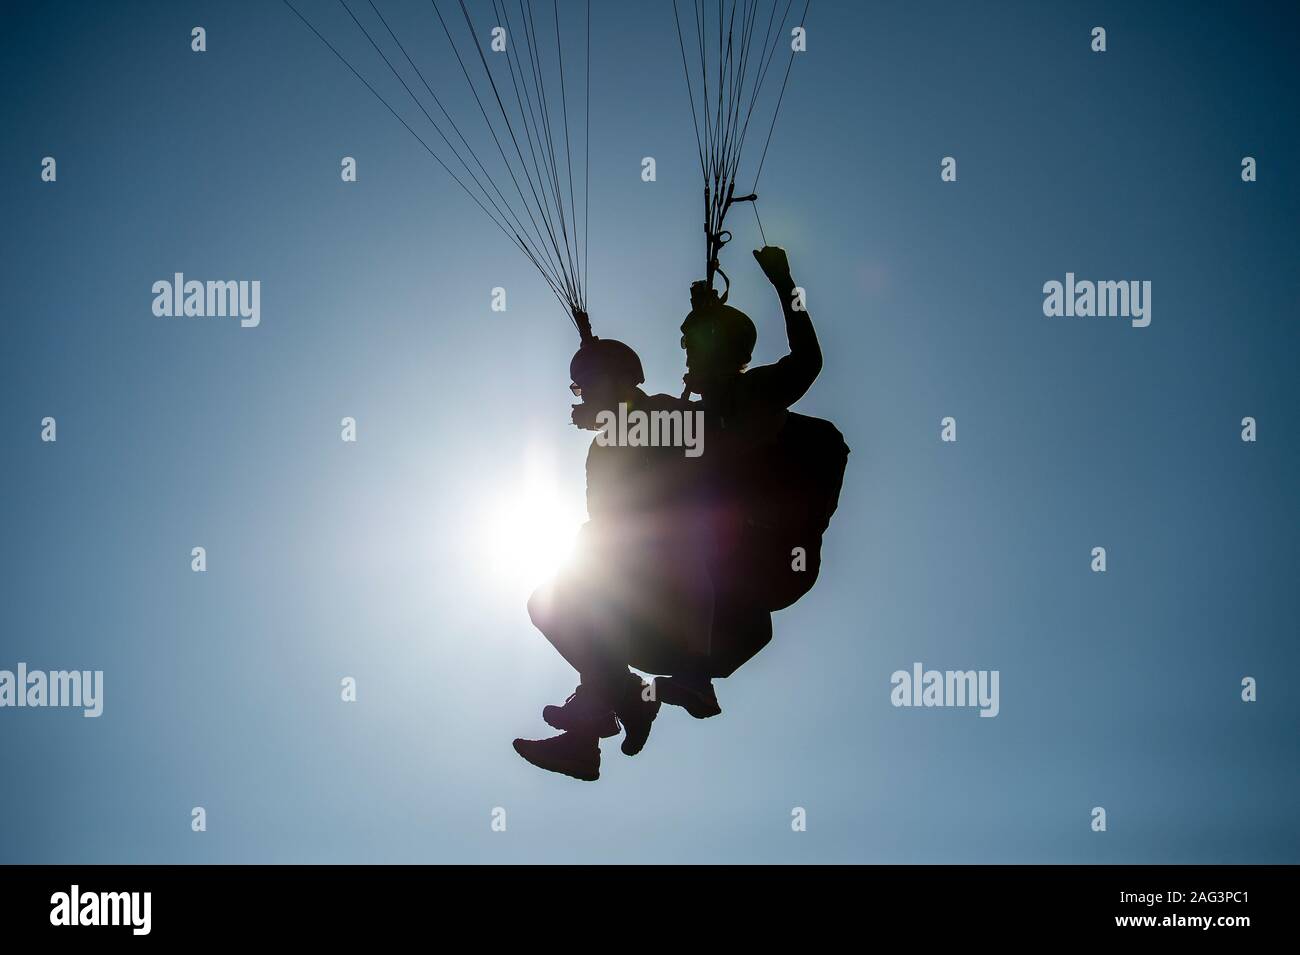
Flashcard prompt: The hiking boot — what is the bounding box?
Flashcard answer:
[616,675,661,757]
[656,676,722,719]
[542,684,620,738]
[512,732,601,781]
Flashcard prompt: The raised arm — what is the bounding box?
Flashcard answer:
[744,246,823,408]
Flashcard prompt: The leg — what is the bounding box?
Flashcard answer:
[527,577,631,699]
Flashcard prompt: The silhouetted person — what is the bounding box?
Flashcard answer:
[515,333,712,781]
[515,250,847,778]
[657,245,842,719]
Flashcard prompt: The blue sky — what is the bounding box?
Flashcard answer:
[1,0,1296,863]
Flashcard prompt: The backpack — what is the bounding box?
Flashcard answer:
[733,412,849,611]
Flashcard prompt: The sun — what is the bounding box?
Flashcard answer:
[479,451,587,594]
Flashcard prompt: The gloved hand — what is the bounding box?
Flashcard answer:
[752,245,793,291]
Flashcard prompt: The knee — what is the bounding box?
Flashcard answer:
[526,587,552,632]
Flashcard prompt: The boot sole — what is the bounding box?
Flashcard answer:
[512,740,600,781]
[656,680,722,719]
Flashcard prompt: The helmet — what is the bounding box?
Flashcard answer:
[681,283,756,370]
[569,338,645,388]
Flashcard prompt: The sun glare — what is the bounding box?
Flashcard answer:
[480,452,586,594]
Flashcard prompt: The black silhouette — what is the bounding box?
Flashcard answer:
[515,247,849,780]
[660,247,848,705]
[517,326,709,780]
